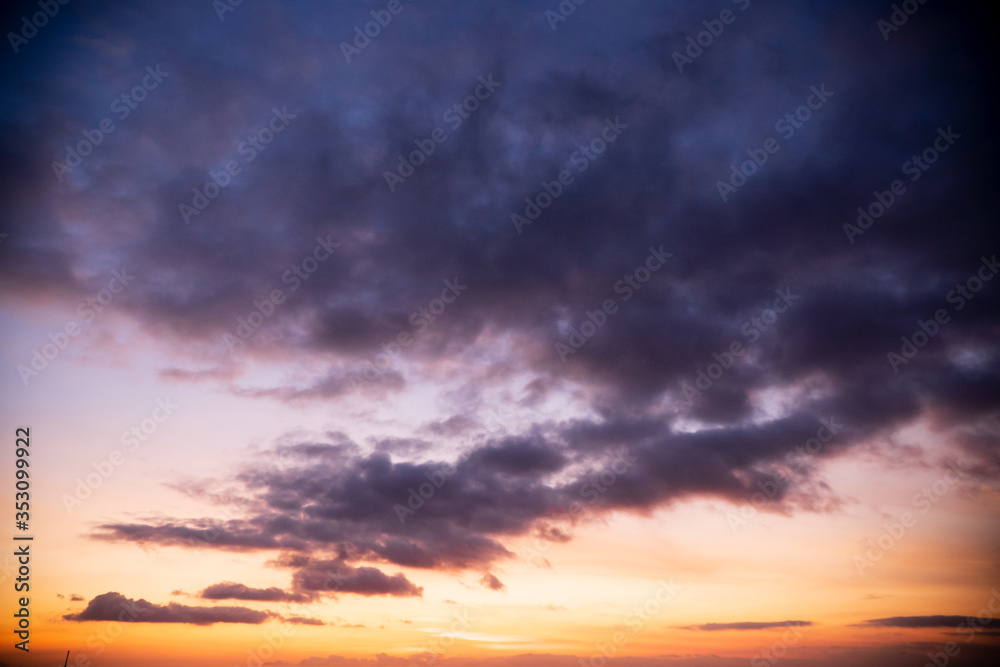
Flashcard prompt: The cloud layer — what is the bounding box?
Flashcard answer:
[64,592,272,625]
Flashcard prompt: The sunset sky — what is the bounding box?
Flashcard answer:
[1,1,999,666]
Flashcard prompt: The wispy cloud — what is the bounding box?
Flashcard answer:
[681,620,812,631]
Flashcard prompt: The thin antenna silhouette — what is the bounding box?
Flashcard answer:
[64,650,70,667]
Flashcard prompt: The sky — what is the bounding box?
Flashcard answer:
[1,0,999,666]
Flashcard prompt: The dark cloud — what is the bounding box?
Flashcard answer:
[856,616,994,628]
[284,556,423,598]
[200,581,312,603]
[681,621,812,631]
[64,592,272,625]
